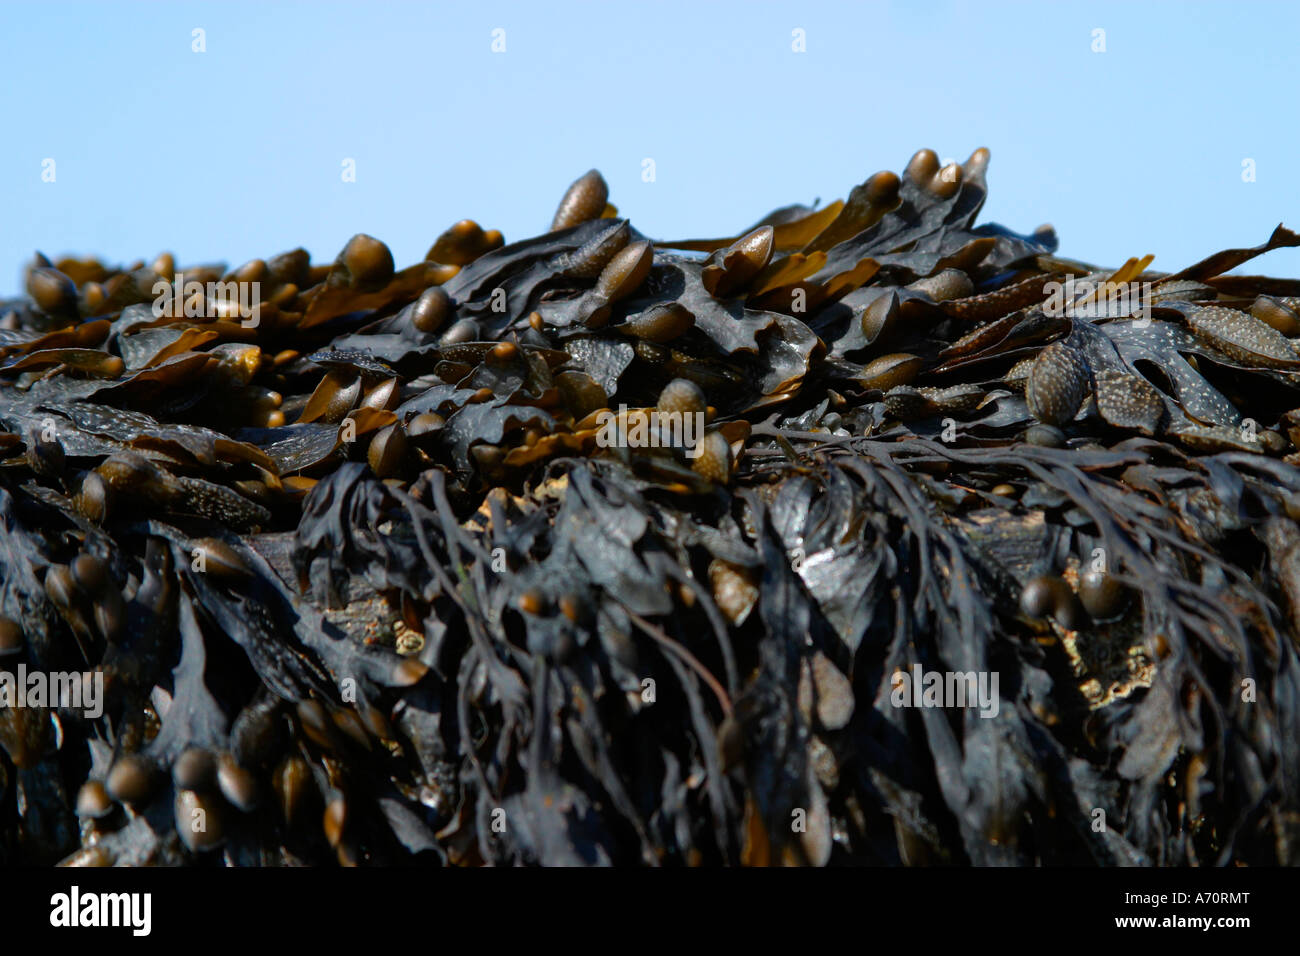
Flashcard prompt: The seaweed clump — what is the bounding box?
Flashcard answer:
[2,149,1300,866]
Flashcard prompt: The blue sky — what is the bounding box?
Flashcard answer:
[2,0,1297,295]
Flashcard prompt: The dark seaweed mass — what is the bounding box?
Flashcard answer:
[3,148,1300,866]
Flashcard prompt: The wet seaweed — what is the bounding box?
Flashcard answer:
[1,149,1299,866]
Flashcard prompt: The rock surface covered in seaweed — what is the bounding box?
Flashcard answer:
[2,149,1300,866]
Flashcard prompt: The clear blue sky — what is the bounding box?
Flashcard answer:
[2,1,1297,295]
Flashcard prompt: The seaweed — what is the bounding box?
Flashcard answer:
[1,148,1298,867]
